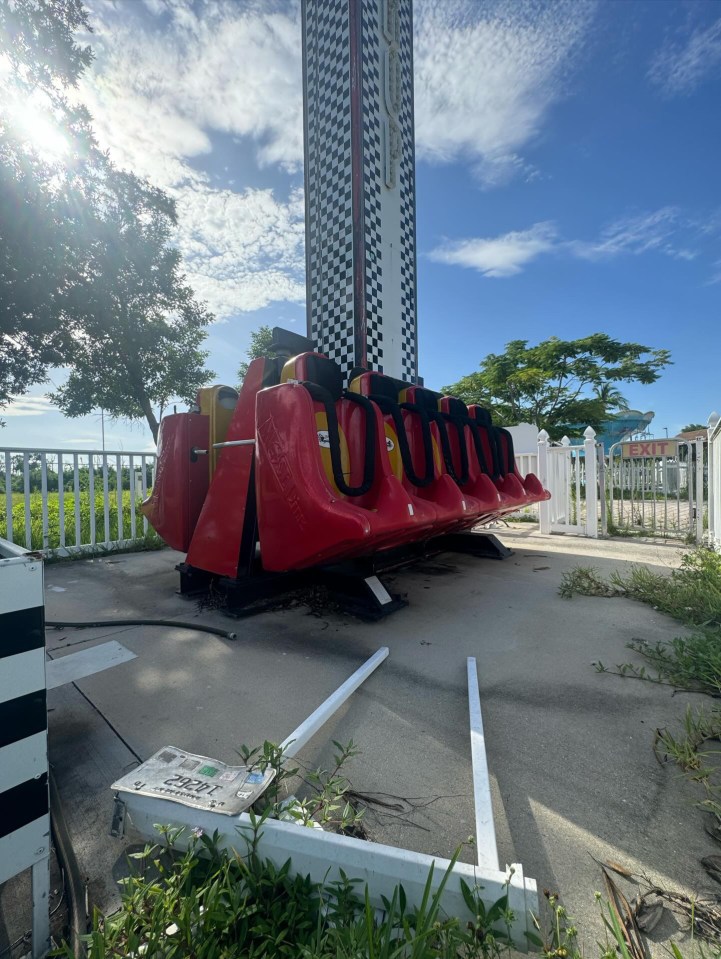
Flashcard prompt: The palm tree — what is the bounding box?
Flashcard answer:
[594,382,628,412]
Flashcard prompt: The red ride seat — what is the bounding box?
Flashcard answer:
[348,371,446,535]
[494,423,550,503]
[467,406,548,509]
[395,384,484,530]
[435,396,506,522]
[255,353,432,571]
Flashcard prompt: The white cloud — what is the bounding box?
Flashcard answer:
[430,207,716,278]
[82,1,303,183]
[76,1,306,319]
[414,0,595,185]
[4,396,55,417]
[567,208,680,260]
[175,184,306,318]
[649,16,721,96]
[429,222,557,277]
[69,0,597,311]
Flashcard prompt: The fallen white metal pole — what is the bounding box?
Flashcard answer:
[281,647,389,758]
[467,657,499,871]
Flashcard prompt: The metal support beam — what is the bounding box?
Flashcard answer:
[31,854,50,958]
[467,657,499,871]
[281,647,389,758]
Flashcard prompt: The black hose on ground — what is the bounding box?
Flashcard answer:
[46,619,237,640]
[49,769,87,959]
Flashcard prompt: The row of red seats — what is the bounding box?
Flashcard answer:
[143,349,550,579]
[254,352,549,571]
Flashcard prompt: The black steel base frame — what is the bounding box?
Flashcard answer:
[177,530,511,621]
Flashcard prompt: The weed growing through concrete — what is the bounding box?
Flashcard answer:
[560,548,721,696]
[238,738,367,836]
[563,546,721,906]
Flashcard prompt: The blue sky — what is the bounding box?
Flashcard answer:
[3,0,720,450]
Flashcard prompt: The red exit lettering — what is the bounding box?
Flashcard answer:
[623,440,676,458]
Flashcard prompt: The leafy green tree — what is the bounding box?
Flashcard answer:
[593,382,628,412]
[50,168,214,442]
[237,325,279,386]
[443,334,671,439]
[680,423,706,434]
[1,0,100,407]
[1,0,214,441]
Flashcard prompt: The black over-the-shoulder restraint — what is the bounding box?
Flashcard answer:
[301,382,376,497]
[472,408,503,479]
[369,394,435,487]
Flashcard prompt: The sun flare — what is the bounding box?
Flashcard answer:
[4,83,70,163]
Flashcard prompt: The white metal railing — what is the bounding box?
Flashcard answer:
[537,428,598,537]
[709,412,721,548]
[1,447,157,555]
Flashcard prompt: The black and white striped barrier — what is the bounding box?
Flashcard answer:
[0,539,50,958]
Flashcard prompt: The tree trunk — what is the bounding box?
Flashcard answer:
[138,392,159,444]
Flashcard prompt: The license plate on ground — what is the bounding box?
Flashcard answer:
[111,746,276,815]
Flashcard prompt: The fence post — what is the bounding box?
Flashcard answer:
[538,430,550,534]
[583,427,598,538]
[597,442,607,536]
[696,434,705,544]
[709,412,720,547]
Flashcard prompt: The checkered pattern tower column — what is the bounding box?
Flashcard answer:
[302,0,417,381]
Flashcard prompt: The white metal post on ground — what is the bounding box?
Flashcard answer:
[537,430,550,534]
[583,427,599,538]
[467,658,499,871]
[112,647,539,948]
[280,647,389,758]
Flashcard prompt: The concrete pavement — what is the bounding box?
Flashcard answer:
[2,529,710,952]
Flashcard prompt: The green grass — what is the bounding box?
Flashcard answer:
[560,548,721,628]
[560,548,721,697]
[0,490,162,553]
[64,828,517,959]
[62,828,716,959]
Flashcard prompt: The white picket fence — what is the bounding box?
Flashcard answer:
[709,413,721,549]
[1,447,156,556]
[536,428,598,538]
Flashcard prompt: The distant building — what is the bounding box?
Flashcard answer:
[594,410,654,452]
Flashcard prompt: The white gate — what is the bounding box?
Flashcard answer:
[606,437,705,541]
[538,428,598,538]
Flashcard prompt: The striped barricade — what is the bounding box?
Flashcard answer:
[0,539,50,957]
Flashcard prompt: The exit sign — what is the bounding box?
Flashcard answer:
[621,439,679,458]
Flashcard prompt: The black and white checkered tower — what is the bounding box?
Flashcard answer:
[302,0,418,382]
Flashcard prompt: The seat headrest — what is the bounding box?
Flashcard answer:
[471,406,494,427]
[407,386,441,412]
[349,370,411,401]
[368,373,404,401]
[442,397,469,419]
[261,356,285,387]
[283,352,344,401]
